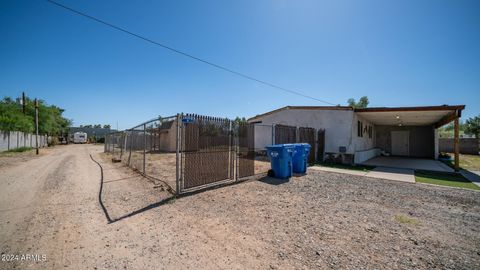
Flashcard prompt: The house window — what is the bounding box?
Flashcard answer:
[357,121,363,137]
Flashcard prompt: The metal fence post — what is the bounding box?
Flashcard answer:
[112,134,115,155]
[228,120,233,180]
[143,123,146,175]
[120,133,123,158]
[176,113,181,195]
[234,122,238,181]
[128,131,132,166]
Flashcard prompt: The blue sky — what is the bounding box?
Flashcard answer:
[1,0,479,129]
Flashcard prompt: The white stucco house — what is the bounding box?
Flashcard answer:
[247,105,465,169]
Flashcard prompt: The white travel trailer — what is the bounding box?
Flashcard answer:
[73,132,88,144]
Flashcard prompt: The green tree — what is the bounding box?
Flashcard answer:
[0,95,71,135]
[0,98,34,132]
[347,96,369,108]
[234,117,247,125]
[93,124,102,128]
[103,124,111,129]
[464,115,480,138]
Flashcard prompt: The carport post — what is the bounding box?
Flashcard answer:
[454,118,460,171]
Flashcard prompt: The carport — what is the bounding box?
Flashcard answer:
[355,105,465,171]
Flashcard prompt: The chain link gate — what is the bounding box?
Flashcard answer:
[179,114,235,192]
[237,122,255,179]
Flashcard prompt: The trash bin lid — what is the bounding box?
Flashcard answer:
[300,143,311,148]
[266,144,285,149]
[281,143,295,148]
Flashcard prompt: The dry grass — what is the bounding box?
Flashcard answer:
[445,153,480,171]
[394,214,421,226]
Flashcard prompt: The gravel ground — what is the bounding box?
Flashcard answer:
[1,144,479,269]
[0,147,53,169]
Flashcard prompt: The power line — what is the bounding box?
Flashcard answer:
[45,0,336,105]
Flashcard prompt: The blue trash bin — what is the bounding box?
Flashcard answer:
[265,144,295,179]
[292,143,311,174]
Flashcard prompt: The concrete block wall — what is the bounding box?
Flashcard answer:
[439,138,479,155]
[0,130,48,152]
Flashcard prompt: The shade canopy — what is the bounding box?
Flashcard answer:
[355,105,464,127]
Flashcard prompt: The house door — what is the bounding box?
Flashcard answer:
[391,131,409,156]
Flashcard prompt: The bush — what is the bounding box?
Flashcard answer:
[48,137,60,146]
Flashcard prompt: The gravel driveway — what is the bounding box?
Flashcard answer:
[1,144,479,269]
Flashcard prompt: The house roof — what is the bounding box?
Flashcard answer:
[248,106,352,122]
[248,105,465,127]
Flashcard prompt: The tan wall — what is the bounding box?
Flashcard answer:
[439,138,479,155]
[158,121,177,152]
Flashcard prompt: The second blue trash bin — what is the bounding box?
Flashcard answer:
[292,143,311,174]
[265,144,295,179]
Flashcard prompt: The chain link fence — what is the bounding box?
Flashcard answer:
[105,114,320,195]
[105,116,178,193]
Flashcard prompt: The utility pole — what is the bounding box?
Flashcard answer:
[35,98,39,155]
[22,92,26,115]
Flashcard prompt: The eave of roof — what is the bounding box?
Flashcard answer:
[355,105,465,127]
[247,105,352,122]
[247,105,466,125]
[354,105,465,113]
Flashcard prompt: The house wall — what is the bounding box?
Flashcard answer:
[251,108,355,154]
[350,114,377,163]
[253,124,274,151]
[352,114,376,152]
[375,125,435,158]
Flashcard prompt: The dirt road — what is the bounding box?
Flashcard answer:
[1,144,479,269]
[0,144,105,268]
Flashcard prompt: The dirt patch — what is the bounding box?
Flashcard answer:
[0,146,56,169]
[95,155,480,269]
[105,150,271,191]
[1,144,479,269]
